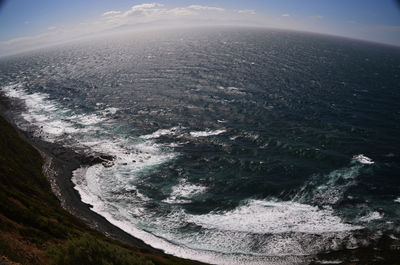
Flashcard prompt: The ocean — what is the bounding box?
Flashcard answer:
[1,27,400,264]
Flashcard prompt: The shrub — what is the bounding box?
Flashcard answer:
[47,233,154,265]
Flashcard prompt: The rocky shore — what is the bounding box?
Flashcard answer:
[0,95,204,265]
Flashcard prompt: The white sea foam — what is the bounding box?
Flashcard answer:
[189,129,226,137]
[138,199,361,257]
[163,180,207,204]
[2,84,80,141]
[187,199,360,234]
[395,198,400,203]
[0,83,365,264]
[294,166,359,205]
[294,154,375,205]
[217,86,246,94]
[352,154,374,165]
[72,166,310,264]
[359,211,383,222]
[230,135,239,140]
[70,113,107,125]
[2,83,175,173]
[315,260,343,264]
[71,142,361,261]
[104,107,119,115]
[2,84,118,142]
[70,170,331,263]
[140,126,181,139]
[70,179,308,264]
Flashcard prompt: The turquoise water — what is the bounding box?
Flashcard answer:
[1,27,400,264]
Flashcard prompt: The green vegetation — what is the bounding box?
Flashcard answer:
[47,234,153,265]
[0,115,204,265]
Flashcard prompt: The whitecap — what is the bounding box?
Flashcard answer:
[315,260,343,265]
[66,175,308,264]
[1,84,175,172]
[217,86,246,95]
[189,129,226,137]
[359,211,383,222]
[352,154,374,165]
[294,154,376,205]
[0,83,362,264]
[230,135,239,140]
[103,107,119,115]
[227,86,242,91]
[140,126,181,139]
[394,198,400,203]
[70,113,107,125]
[294,164,362,205]
[2,84,79,141]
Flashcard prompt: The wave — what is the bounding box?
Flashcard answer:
[189,129,226,137]
[352,154,374,165]
[145,199,361,257]
[187,199,359,234]
[72,169,308,264]
[1,83,175,199]
[0,83,376,264]
[140,126,182,139]
[69,150,371,263]
[293,154,375,205]
[103,107,119,115]
[1,83,109,141]
[217,86,247,95]
[162,179,207,204]
[70,170,360,262]
[71,155,364,261]
[358,211,383,223]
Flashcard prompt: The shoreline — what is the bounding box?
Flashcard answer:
[0,93,310,265]
[0,96,163,253]
[2,91,400,265]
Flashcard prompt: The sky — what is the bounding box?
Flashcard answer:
[0,0,399,55]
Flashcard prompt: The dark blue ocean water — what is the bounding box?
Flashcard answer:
[1,27,400,264]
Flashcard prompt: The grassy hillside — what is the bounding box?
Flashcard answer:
[0,115,204,265]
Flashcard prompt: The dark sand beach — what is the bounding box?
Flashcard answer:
[0,95,162,252]
[1,28,400,265]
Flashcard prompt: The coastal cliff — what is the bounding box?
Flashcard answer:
[0,114,203,265]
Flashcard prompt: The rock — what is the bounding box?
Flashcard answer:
[100,154,116,161]
[102,161,114,168]
[86,154,116,165]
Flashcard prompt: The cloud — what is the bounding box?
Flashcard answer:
[282,14,290,17]
[122,3,164,17]
[103,3,228,27]
[166,8,195,17]
[103,10,121,16]
[187,5,224,12]
[0,2,265,56]
[237,9,256,15]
